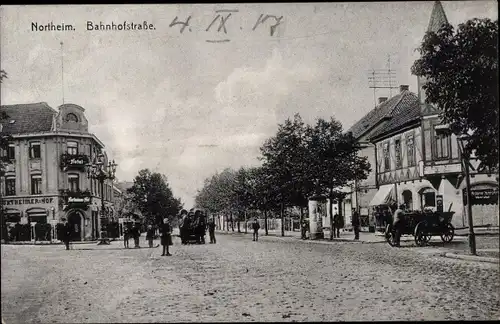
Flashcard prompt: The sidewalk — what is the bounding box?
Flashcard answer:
[454,226,499,236]
[2,240,98,245]
[444,249,499,264]
[215,229,431,244]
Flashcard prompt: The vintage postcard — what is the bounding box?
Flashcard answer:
[0,2,498,323]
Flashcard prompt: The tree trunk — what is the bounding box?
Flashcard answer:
[264,208,268,236]
[244,210,247,234]
[237,213,241,233]
[230,213,234,231]
[329,188,334,240]
[281,202,285,237]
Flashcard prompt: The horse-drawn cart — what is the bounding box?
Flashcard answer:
[179,210,207,245]
[385,210,455,247]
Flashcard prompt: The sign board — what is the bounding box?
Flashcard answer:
[2,197,55,206]
[463,188,499,205]
[423,163,462,176]
[308,198,325,240]
[68,197,91,203]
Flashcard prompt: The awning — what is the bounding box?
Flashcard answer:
[369,184,396,206]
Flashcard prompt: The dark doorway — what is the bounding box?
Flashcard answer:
[67,211,82,241]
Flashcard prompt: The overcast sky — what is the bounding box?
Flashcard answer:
[1,2,497,207]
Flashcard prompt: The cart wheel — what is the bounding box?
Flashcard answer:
[385,224,395,247]
[414,221,428,247]
[440,223,455,243]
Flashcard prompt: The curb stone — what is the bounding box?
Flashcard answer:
[444,252,499,264]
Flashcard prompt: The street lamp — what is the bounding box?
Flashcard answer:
[456,134,476,255]
[86,153,117,245]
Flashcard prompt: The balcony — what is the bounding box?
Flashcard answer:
[59,189,92,210]
[60,153,90,171]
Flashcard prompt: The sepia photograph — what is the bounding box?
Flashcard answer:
[0,1,499,323]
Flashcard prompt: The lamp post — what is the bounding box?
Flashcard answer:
[86,153,117,245]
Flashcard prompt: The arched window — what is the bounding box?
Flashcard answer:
[65,113,78,123]
[402,190,413,210]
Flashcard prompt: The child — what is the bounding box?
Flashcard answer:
[160,218,173,256]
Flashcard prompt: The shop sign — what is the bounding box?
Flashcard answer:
[68,197,91,203]
[2,197,55,206]
[463,188,499,205]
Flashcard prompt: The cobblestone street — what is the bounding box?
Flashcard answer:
[2,233,499,323]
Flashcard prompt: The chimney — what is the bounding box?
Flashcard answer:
[378,97,388,104]
[400,85,409,93]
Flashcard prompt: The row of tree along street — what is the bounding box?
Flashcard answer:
[194,114,371,239]
[194,17,499,240]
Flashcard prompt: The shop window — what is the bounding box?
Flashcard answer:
[29,142,41,159]
[407,135,416,166]
[31,175,42,195]
[5,177,16,196]
[67,141,79,155]
[420,188,436,208]
[395,138,402,169]
[68,174,80,192]
[383,142,390,171]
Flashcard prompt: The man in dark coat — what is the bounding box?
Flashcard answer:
[160,217,173,256]
[333,213,342,238]
[351,209,360,240]
[61,218,72,250]
[132,222,141,248]
[252,218,260,241]
[207,218,216,244]
[392,204,406,247]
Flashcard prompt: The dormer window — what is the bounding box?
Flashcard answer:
[65,113,78,123]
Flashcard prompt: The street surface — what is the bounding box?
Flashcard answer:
[1,233,499,323]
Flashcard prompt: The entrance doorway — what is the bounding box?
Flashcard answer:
[67,211,83,241]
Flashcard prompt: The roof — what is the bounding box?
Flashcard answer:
[347,91,418,140]
[369,93,421,141]
[427,1,449,33]
[0,102,56,134]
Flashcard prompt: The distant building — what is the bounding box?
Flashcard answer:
[0,102,117,241]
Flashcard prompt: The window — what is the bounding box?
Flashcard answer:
[31,175,42,195]
[7,144,15,160]
[407,135,416,166]
[68,174,80,192]
[29,142,41,159]
[421,188,436,208]
[383,142,390,171]
[67,141,78,155]
[402,190,413,210]
[395,138,402,169]
[66,113,78,122]
[5,177,16,196]
[434,130,450,159]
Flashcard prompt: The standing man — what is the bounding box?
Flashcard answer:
[160,217,173,256]
[333,213,342,238]
[301,219,308,239]
[351,209,360,240]
[61,218,72,250]
[252,218,260,241]
[392,204,406,247]
[123,222,131,249]
[132,222,141,248]
[146,224,155,248]
[208,218,217,244]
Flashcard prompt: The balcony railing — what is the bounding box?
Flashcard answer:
[60,153,90,171]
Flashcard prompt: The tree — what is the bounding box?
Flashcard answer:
[126,169,183,226]
[304,118,371,239]
[259,114,312,236]
[411,18,499,168]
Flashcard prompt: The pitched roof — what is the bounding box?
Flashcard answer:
[0,102,56,134]
[369,93,421,141]
[347,91,418,140]
[427,1,449,33]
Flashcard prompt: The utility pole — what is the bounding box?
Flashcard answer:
[458,139,476,255]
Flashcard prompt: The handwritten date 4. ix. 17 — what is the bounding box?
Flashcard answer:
[169,10,284,42]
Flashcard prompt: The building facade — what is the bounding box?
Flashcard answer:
[0,102,116,241]
[368,1,499,229]
[340,86,419,230]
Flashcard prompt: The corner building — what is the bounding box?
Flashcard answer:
[0,102,116,241]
